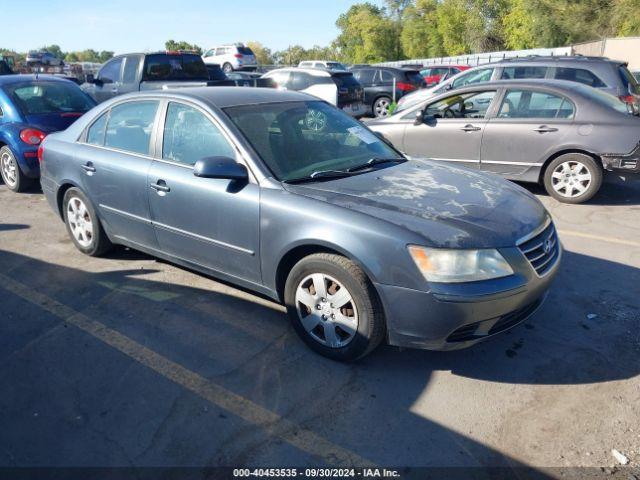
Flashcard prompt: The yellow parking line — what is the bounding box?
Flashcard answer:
[558,230,640,248]
[0,273,372,466]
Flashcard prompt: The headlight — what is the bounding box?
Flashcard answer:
[408,246,514,283]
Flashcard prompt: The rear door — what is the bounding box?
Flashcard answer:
[480,88,575,180]
[147,100,261,283]
[402,89,498,168]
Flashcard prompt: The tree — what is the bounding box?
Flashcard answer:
[165,39,202,55]
[436,0,472,55]
[401,0,445,59]
[246,41,273,65]
[41,44,65,60]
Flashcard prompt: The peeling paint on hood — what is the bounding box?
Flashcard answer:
[283,160,549,248]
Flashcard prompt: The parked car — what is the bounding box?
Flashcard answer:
[420,65,470,86]
[0,60,14,76]
[0,75,96,192]
[350,66,425,117]
[369,80,640,204]
[204,64,236,86]
[226,71,264,87]
[397,55,640,114]
[26,50,63,67]
[202,44,257,73]
[261,68,366,118]
[298,60,349,71]
[82,51,212,103]
[39,87,559,361]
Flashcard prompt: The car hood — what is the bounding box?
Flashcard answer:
[283,160,549,249]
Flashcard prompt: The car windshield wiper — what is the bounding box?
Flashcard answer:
[347,157,406,172]
[285,169,356,184]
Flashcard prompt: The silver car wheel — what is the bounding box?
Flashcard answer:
[67,196,94,248]
[295,273,358,348]
[374,97,391,118]
[1,150,17,187]
[551,161,592,198]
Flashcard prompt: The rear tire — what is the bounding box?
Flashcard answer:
[543,153,602,204]
[0,146,32,193]
[223,63,233,74]
[373,96,392,118]
[62,187,113,256]
[284,253,385,362]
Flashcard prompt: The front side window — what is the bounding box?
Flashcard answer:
[7,81,95,115]
[104,101,159,155]
[98,58,123,83]
[498,90,575,119]
[163,103,235,165]
[554,67,605,88]
[451,68,494,89]
[224,100,402,182]
[501,66,547,79]
[203,49,214,57]
[290,72,311,90]
[424,91,497,119]
[268,71,291,88]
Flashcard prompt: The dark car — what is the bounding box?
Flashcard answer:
[0,75,96,192]
[350,66,425,117]
[39,87,559,361]
[205,64,236,86]
[370,79,640,203]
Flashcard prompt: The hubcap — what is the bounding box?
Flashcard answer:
[1,151,17,187]
[67,197,94,248]
[551,161,591,198]
[295,273,358,348]
[375,98,390,117]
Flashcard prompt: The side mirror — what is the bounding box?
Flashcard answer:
[85,74,95,84]
[444,83,453,91]
[194,156,248,181]
[414,109,424,126]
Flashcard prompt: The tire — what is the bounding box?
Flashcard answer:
[543,153,603,204]
[222,63,233,74]
[0,146,32,193]
[284,253,385,362]
[62,187,113,256]
[373,96,392,118]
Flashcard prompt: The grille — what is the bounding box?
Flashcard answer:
[518,222,560,276]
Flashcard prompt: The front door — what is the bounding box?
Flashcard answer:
[93,57,123,103]
[402,90,498,169]
[147,101,261,283]
[480,88,576,180]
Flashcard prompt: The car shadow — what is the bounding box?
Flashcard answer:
[0,223,30,232]
[0,247,637,474]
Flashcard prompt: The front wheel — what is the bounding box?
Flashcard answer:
[373,96,392,118]
[63,187,113,256]
[222,63,233,73]
[0,146,32,192]
[543,153,603,204]
[284,253,385,362]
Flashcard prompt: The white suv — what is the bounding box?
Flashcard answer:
[202,44,257,73]
[262,67,366,118]
[298,60,348,71]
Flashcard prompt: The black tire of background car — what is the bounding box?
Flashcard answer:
[284,253,386,362]
[62,187,114,257]
[543,153,603,204]
[0,146,32,193]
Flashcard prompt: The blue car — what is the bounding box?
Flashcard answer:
[0,75,96,192]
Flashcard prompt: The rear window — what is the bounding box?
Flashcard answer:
[618,65,640,95]
[142,54,208,82]
[404,71,424,85]
[7,81,95,115]
[238,47,254,56]
[331,73,360,88]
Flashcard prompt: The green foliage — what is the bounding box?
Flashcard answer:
[64,50,114,63]
[246,41,273,65]
[401,0,445,59]
[165,39,202,55]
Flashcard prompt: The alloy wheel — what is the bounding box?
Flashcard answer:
[374,98,391,118]
[550,161,592,198]
[295,273,358,348]
[1,151,17,187]
[67,196,94,248]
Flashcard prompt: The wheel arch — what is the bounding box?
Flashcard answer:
[55,181,84,219]
[539,149,603,183]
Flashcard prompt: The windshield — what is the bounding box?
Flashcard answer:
[6,81,95,115]
[326,62,348,71]
[224,101,403,181]
[142,54,209,81]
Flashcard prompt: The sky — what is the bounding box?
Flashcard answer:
[0,0,369,54]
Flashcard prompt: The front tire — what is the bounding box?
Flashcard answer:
[284,253,385,362]
[62,187,113,256]
[222,62,233,74]
[543,153,603,204]
[373,96,392,118]
[0,146,32,193]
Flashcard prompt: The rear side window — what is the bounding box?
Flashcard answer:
[122,55,141,84]
[332,73,360,88]
[377,70,394,83]
[142,54,208,82]
[104,101,159,155]
[352,69,375,84]
[163,102,234,165]
[618,65,640,95]
[98,58,122,83]
[501,66,547,79]
[498,90,574,119]
[86,112,108,145]
[554,67,605,88]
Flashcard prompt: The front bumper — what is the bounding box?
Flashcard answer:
[376,242,561,351]
[601,142,640,173]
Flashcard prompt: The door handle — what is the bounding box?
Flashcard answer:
[150,181,170,194]
[81,162,96,173]
[533,126,558,133]
[460,124,481,132]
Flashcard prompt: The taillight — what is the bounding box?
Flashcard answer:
[20,128,46,145]
[396,82,417,92]
[234,54,243,58]
[619,95,635,105]
[37,144,44,164]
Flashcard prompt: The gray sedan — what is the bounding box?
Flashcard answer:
[371,80,640,203]
[39,87,560,361]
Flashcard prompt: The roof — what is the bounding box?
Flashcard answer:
[0,74,75,86]
[131,86,315,109]
[497,55,625,65]
[265,67,333,76]
[445,78,601,96]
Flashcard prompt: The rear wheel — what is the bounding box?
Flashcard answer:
[543,153,602,204]
[222,62,233,73]
[373,96,392,118]
[63,187,113,256]
[0,146,32,193]
[284,253,385,362]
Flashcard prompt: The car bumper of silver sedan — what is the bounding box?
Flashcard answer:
[376,241,561,351]
[601,142,640,173]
